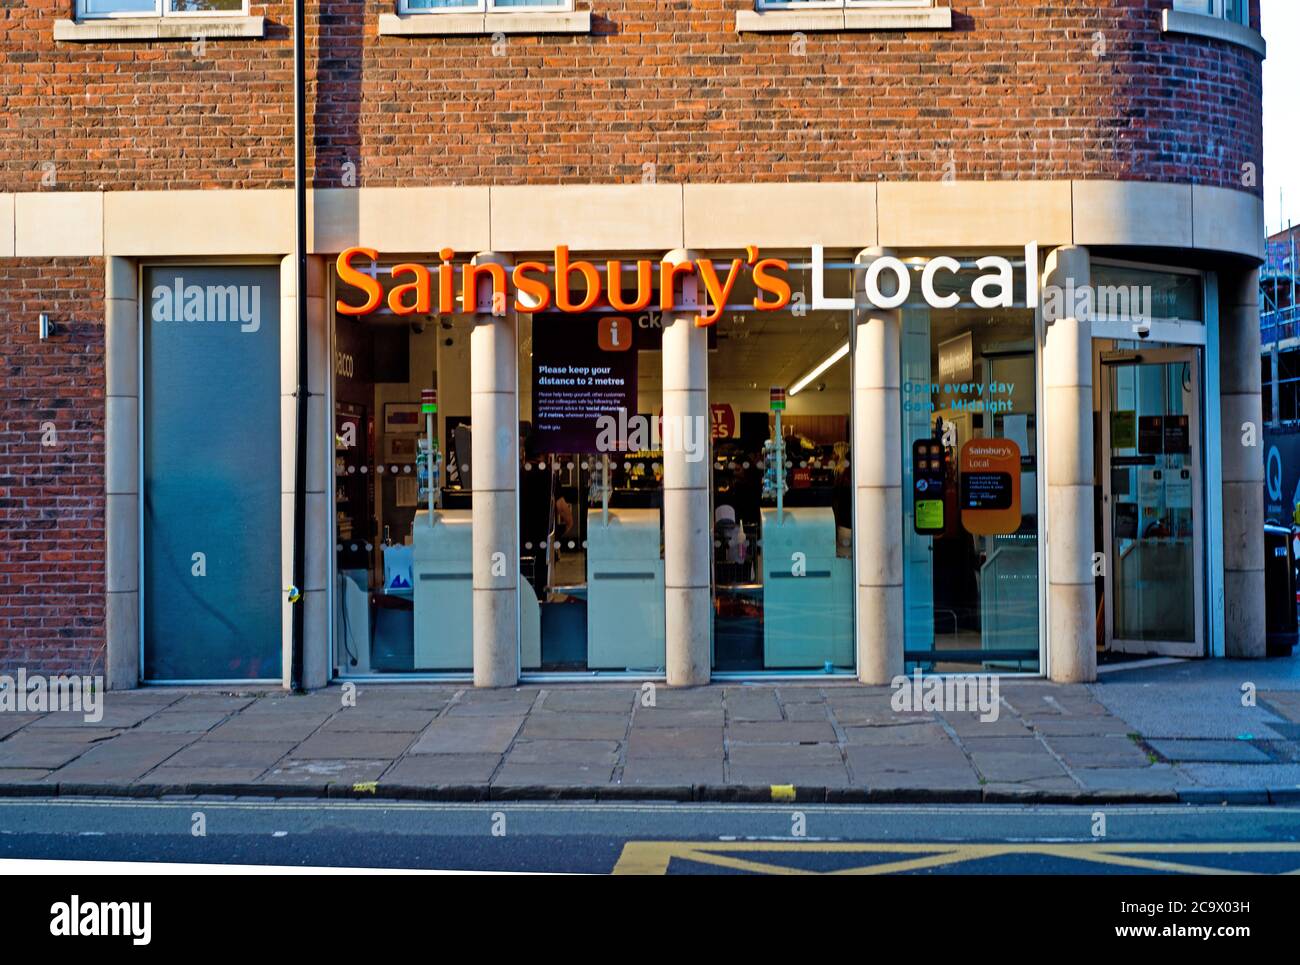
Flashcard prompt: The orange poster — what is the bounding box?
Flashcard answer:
[959,439,1022,536]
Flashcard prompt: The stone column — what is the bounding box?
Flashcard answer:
[1220,266,1266,658]
[661,248,711,686]
[853,248,904,684]
[469,252,520,687]
[105,257,139,690]
[280,254,331,690]
[1043,246,1097,682]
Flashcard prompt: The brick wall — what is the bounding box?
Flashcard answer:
[0,260,105,675]
[0,0,1264,192]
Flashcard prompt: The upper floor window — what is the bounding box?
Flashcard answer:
[755,0,931,9]
[1172,0,1248,25]
[78,0,246,16]
[401,0,572,12]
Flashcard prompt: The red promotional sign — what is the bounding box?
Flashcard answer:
[710,403,737,439]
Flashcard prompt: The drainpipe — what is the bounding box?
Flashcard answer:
[289,0,308,692]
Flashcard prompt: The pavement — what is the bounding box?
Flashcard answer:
[2,658,1300,805]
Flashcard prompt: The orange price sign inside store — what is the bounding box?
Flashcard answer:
[959,439,1021,536]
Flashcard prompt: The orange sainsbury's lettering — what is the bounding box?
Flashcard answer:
[753,256,792,311]
[606,259,654,313]
[388,262,432,315]
[336,247,382,315]
[555,246,601,313]
[695,258,744,327]
[512,261,552,313]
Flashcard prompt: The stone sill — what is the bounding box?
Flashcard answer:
[1162,8,1266,58]
[54,16,264,42]
[378,11,590,36]
[736,6,951,33]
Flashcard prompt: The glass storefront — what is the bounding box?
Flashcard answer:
[900,257,1042,673]
[332,266,475,675]
[327,250,1075,679]
[708,260,855,673]
[517,310,666,673]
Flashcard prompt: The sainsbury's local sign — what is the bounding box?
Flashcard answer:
[335,243,1062,326]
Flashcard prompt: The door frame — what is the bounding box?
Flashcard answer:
[1099,346,1206,658]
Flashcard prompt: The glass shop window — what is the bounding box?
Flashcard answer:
[709,258,855,674]
[332,262,476,676]
[900,255,1042,673]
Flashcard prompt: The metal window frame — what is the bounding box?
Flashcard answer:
[396,0,575,14]
[756,0,932,12]
[78,0,249,18]
[1171,0,1248,25]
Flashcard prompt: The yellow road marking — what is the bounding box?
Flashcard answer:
[611,841,1300,875]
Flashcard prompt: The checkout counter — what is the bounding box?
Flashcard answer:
[409,508,541,670]
[759,505,853,668]
[585,507,665,670]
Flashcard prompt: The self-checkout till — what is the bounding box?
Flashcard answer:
[407,402,540,670]
[585,456,665,670]
[758,404,853,668]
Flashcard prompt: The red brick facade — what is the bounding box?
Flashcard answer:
[0,1,1264,192]
[0,1,1266,674]
[0,260,105,673]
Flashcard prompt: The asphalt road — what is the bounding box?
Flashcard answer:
[3,798,1300,874]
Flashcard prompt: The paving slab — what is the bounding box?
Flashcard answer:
[161,740,296,770]
[382,754,500,785]
[204,713,331,742]
[841,722,954,746]
[519,711,629,741]
[620,759,724,786]
[445,692,539,717]
[1024,716,1132,737]
[0,769,54,784]
[729,765,850,788]
[1072,766,1185,791]
[727,721,838,743]
[145,765,273,786]
[409,716,523,755]
[941,711,1033,737]
[167,694,258,714]
[625,727,723,760]
[0,714,41,740]
[967,753,1070,784]
[1148,739,1273,764]
[724,691,784,722]
[320,709,439,733]
[26,700,172,730]
[492,762,613,786]
[259,759,391,786]
[1044,735,1152,768]
[540,689,638,713]
[782,702,831,722]
[290,730,415,760]
[0,736,97,769]
[134,710,232,734]
[845,745,978,788]
[43,732,196,783]
[505,739,620,766]
[631,707,724,728]
[647,687,723,709]
[776,687,827,704]
[728,742,843,768]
